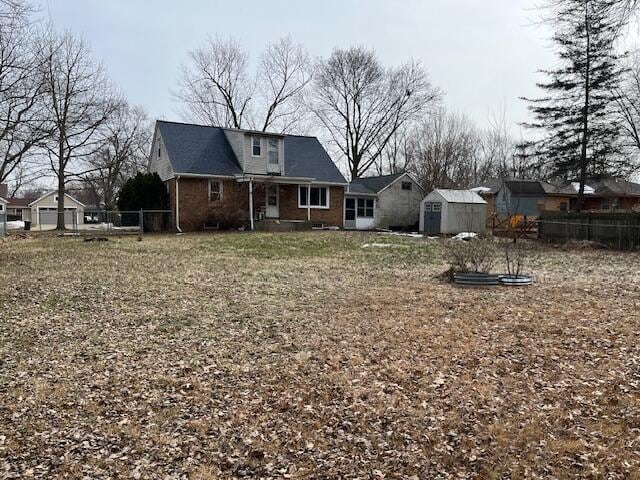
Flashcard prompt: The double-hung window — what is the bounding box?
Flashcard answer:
[299,186,329,208]
[268,138,279,165]
[252,136,261,156]
[209,180,223,203]
[357,198,374,217]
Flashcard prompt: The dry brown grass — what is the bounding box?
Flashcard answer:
[0,232,639,479]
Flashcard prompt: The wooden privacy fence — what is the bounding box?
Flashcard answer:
[538,212,640,250]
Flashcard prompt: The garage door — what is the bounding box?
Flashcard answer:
[38,208,77,226]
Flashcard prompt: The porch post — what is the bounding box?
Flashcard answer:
[249,178,254,231]
[307,184,311,222]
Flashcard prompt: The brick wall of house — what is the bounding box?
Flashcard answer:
[543,196,571,212]
[278,184,344,227]
[168,178,250,231]
[167,179,344,230]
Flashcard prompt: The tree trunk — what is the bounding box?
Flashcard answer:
[56,142,65,230]
[576,3,591,213]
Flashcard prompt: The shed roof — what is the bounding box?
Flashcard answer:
[431,189,487,204]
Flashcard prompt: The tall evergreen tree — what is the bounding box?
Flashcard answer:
[522,0,629,210]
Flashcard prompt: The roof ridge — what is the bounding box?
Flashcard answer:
[156,119,319,139]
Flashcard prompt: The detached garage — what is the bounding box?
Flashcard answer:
[419,189,487,235]
[29,191,85,228]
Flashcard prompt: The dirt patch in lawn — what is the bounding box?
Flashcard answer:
[0,233,639,479]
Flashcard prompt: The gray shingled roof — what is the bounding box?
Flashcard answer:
[157,121,242,176]
[156,121,347,184]
[586,178,640,196]
[349,173,405,194]
[283,136,347,183]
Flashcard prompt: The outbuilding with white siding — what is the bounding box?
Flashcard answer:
[29,191,85,227]
[419,189,487,235]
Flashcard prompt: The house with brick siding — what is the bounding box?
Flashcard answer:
[149,120,348,231]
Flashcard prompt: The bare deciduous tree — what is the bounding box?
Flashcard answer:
[175,36,311,132]
[0,0,48,186]
[38,30,117,229]
[309,46,440,179]
[176,37,251,129]
[614,51,640,167]
[258,37,312,132]
[82,102,151,209]
[404,109,479,191]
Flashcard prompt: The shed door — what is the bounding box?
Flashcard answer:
[423,202,441,234]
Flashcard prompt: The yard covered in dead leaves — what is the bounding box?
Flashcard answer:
[0,232,639,479]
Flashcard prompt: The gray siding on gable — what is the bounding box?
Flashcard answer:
[241,134,283,175]
[222,130,244,170]
[148,131,174,181]
[376,176,423,229]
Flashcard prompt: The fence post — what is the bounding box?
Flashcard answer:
[586,215,591,241]
[138,209,143,241]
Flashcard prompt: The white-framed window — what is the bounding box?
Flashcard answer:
[0,203,4,212]
[54,195,59,203]
[252,136,261,156]
[432,203,442,212]
[424,203,431,212]
[298,185,329,209]
[357,198,374,217]
[268,138,279,165]
[401,181,412,191]
[208,180,223,203]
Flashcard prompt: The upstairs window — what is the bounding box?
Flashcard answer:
[208,180,223,203]
[252,136,261,156]
[268,138,279,165]
[299,186,329,208]
[401,181,412,191]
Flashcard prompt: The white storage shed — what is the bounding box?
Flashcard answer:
[420,189,487,235]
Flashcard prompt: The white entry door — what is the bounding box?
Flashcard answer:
[265,184,279,218]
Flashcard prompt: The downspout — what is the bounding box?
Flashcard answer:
[175,176,182,232]
[307,185,311,222]
[249,178,254,231]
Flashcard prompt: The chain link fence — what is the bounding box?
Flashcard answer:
[2,210,174,237]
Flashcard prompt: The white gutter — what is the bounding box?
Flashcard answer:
[175,176,182,232]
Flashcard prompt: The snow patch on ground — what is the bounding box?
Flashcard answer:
[6,221,25,230]
[452,232,477,241]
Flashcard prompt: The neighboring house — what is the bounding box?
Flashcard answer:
[148,120,349,231]
[419,189,487,235]
[472,179,573,216]
[6,196,35,221]
[572,179,640,210]
[7,191,84,227]
[345,173,424,230]
[473,178,640,216]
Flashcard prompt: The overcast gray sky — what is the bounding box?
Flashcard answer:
[41,0,556,134]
